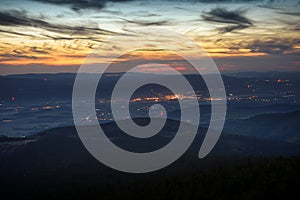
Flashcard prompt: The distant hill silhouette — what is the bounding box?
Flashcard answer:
[225,111,300,144]
[1,118,300,176]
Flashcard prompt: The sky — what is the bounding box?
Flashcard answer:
[0,0,299,74]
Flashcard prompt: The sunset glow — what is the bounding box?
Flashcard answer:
[0,0,299,74]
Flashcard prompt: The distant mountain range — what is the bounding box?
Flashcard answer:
[1,72,299,103]
[224,111,300,144]
[226,71,300,79]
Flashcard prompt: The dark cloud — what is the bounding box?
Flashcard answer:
[218,24,249,33]
[277,11,300,17]
[257,0,300,11]
[292,24,300,31]
[187,0,260,2]
[125,11,161,18]
[257,4,284,10]
[31,0,132,11]
[0,29,37,37]
[0,53,38,60]
[246,38,300,55]
[30,0,270,12]
[29,47,49,54]
[217,37,300,55]
[0,10,119,36]
[202,7,253,33]
[121,18,172,26]
[9,47,51,56]
[40,33,111,44]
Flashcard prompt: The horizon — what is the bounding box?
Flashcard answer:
[1,70,300,76]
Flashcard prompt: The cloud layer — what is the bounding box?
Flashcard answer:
[31,0,132,11]
[202,7,253,33]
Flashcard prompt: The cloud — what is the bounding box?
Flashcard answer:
[30,0,267,12]
[6,45,52,59]
[218,24,249,33]
[277,11,300,17]
[41,34,105,43]
[125,11,161,18]
[257,0,300,11]
[0,29,37,37]
[121,18,172,26]
[201,7,253,33]
[0,53,38,60]
[29,47,50,54]
[246,38,300,55]
[188,0,261,2]
[0,10,118,36]
[31,0,132,11]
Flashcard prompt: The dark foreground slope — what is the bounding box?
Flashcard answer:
[1,157,300,200]
[1,118,300,199]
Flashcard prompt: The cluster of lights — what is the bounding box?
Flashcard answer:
[129,94,202,103]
